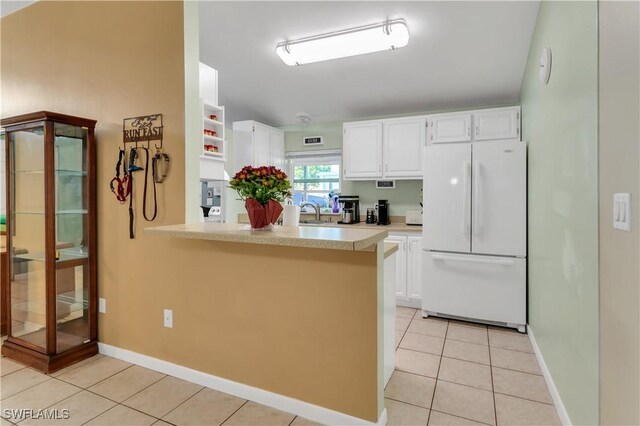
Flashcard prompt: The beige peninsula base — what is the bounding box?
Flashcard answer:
[102,223,390,424]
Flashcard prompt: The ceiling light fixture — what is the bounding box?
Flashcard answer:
[276,19,409,66]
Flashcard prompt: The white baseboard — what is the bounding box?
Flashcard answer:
[98,343,387,426]
[527,326,572,426]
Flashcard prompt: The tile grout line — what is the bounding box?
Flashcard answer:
[491,364,544,378]
[429,409,494,426]
[99,372,169,407]
[426,318,449,426]
[77,363,136,389]
[156,385,207,423]
[55,358,133,389]
[48,354,104,378]
[0,372,55,402]
[488,329,498,426]
[220,400,249,426]
[385,396,430,410]
[81,384,166,421]
[13,370,166,425]
[492,391,556,407]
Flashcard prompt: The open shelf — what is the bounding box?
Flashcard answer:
[204,134,224,143]
[203,102,224,113]
[202,151,224,158]
[204,117,224,127]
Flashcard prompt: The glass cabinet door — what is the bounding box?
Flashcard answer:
[2,111,96,372]
[54,123,90,352]
[9,125,47,350]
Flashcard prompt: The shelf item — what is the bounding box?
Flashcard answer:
[0,111,97,373]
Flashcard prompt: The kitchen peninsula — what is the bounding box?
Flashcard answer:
[144,223,391,425]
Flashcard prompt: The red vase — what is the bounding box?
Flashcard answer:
[245,199,283,229]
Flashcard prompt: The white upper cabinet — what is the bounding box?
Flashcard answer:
[232,120,285,171]
[253,123,271,166]
[270,127,285,170]
[427,113,472,144]
[383,117,425,178]
[343,121,383,179]
[474,107,520,141]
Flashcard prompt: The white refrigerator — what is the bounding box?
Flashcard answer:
[422,140,526,332]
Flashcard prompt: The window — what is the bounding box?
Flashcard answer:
[286,150,341,212]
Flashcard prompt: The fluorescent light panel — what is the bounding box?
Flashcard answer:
[276,19,409,66]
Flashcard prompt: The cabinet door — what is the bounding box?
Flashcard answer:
[383,117,425,178]
[427,113,472,144]
[474,108,520,141]
[385,236,407,300]
[252,123,271,166]
[407,236,423,302]
[343,121,383,179]
[269,128,285,169]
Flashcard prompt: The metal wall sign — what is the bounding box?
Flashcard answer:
[123,114,163,146]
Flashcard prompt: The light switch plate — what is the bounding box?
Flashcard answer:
[613,193,631,231]
[98,298,106,313]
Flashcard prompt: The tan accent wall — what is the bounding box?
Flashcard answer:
[598,2,640,424]
[1,2,380,420]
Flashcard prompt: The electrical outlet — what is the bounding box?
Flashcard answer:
[99,298,106,313]
[163,309,173,328]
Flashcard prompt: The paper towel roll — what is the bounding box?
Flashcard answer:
[282,205,301,226]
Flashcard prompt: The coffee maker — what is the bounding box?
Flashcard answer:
[338,195,360,224]
[377,200,391,225]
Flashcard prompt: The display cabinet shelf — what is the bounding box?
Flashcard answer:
[1,111,97,373]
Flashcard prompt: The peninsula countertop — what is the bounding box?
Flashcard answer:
[145,223,389,251]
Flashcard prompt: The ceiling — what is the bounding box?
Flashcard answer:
[200,1,540,127]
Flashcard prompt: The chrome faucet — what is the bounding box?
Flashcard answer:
[299,201,321,221]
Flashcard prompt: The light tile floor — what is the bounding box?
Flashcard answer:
[388,307,561,426]
[0,311,560,426]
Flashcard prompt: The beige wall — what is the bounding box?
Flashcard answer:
[598,2,640,424]
[0,2,380,420]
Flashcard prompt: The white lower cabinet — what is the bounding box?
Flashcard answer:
[407,236,423,301]
[385,235,407,299]
[385,233,422,308]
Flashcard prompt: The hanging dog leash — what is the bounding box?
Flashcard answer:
[153,150,170,184]
[142,147,157,221]
[141,148,170,221]
[128,148,144,238]
[110,149,131,204]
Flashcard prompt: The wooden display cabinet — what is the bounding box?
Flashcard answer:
[1,112,97,373]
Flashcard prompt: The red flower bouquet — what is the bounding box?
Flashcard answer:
[229,166,292,229]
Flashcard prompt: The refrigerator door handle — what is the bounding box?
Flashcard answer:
[473,162,482,235]
[462,161,470,237]
[431,253,515,266]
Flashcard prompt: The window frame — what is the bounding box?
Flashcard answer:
[286,150,342,211]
